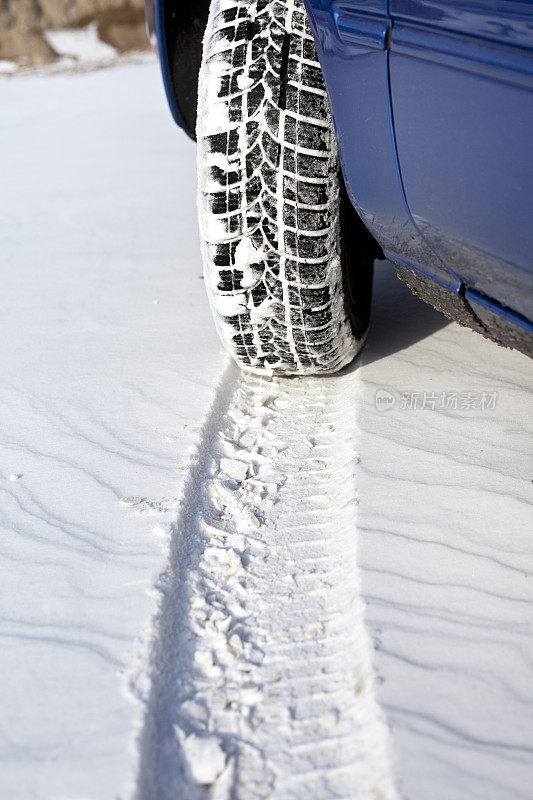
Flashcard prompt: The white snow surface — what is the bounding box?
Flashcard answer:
[0,60,222,799]
[1,57,533,800]
[44,23,118,65]
[0,59,17,74]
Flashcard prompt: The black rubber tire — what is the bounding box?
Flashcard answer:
[197,0,370,374]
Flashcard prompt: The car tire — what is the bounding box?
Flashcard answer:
[197,0,374,375]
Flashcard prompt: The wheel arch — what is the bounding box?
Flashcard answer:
[147,0,211,139]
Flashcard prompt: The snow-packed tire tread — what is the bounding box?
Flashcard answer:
[197,0,360,374]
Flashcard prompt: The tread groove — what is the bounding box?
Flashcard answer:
[277,31,291,110]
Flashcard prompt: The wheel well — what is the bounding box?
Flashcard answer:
[158,0,211,139]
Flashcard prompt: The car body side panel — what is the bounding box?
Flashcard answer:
[388,0,533,319]
[390,0,533,53]
[304,0,461,289]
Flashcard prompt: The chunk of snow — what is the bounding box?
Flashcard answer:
[219,458,248,482]
[0,60,17,75]
[177,730,227,785]
[228,632,244,654]
[44,24,117,63]
[236,73,254,90]
[233,237,264,289]
[248,296,276,324]
[215,294,247,318]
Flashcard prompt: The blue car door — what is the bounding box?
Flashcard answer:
[388,0,533,321]
[304,0,462,291]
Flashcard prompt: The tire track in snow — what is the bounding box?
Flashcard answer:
[136,365,396,800]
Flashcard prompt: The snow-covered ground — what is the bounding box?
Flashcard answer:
[1,58,532,800]
[0,60,222,799]
[355,277,533,800]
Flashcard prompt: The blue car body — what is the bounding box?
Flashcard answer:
[147,0,533,356]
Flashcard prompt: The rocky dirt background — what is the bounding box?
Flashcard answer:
[0,0,149,65]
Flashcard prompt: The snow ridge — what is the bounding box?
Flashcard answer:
[136,366,396,799]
